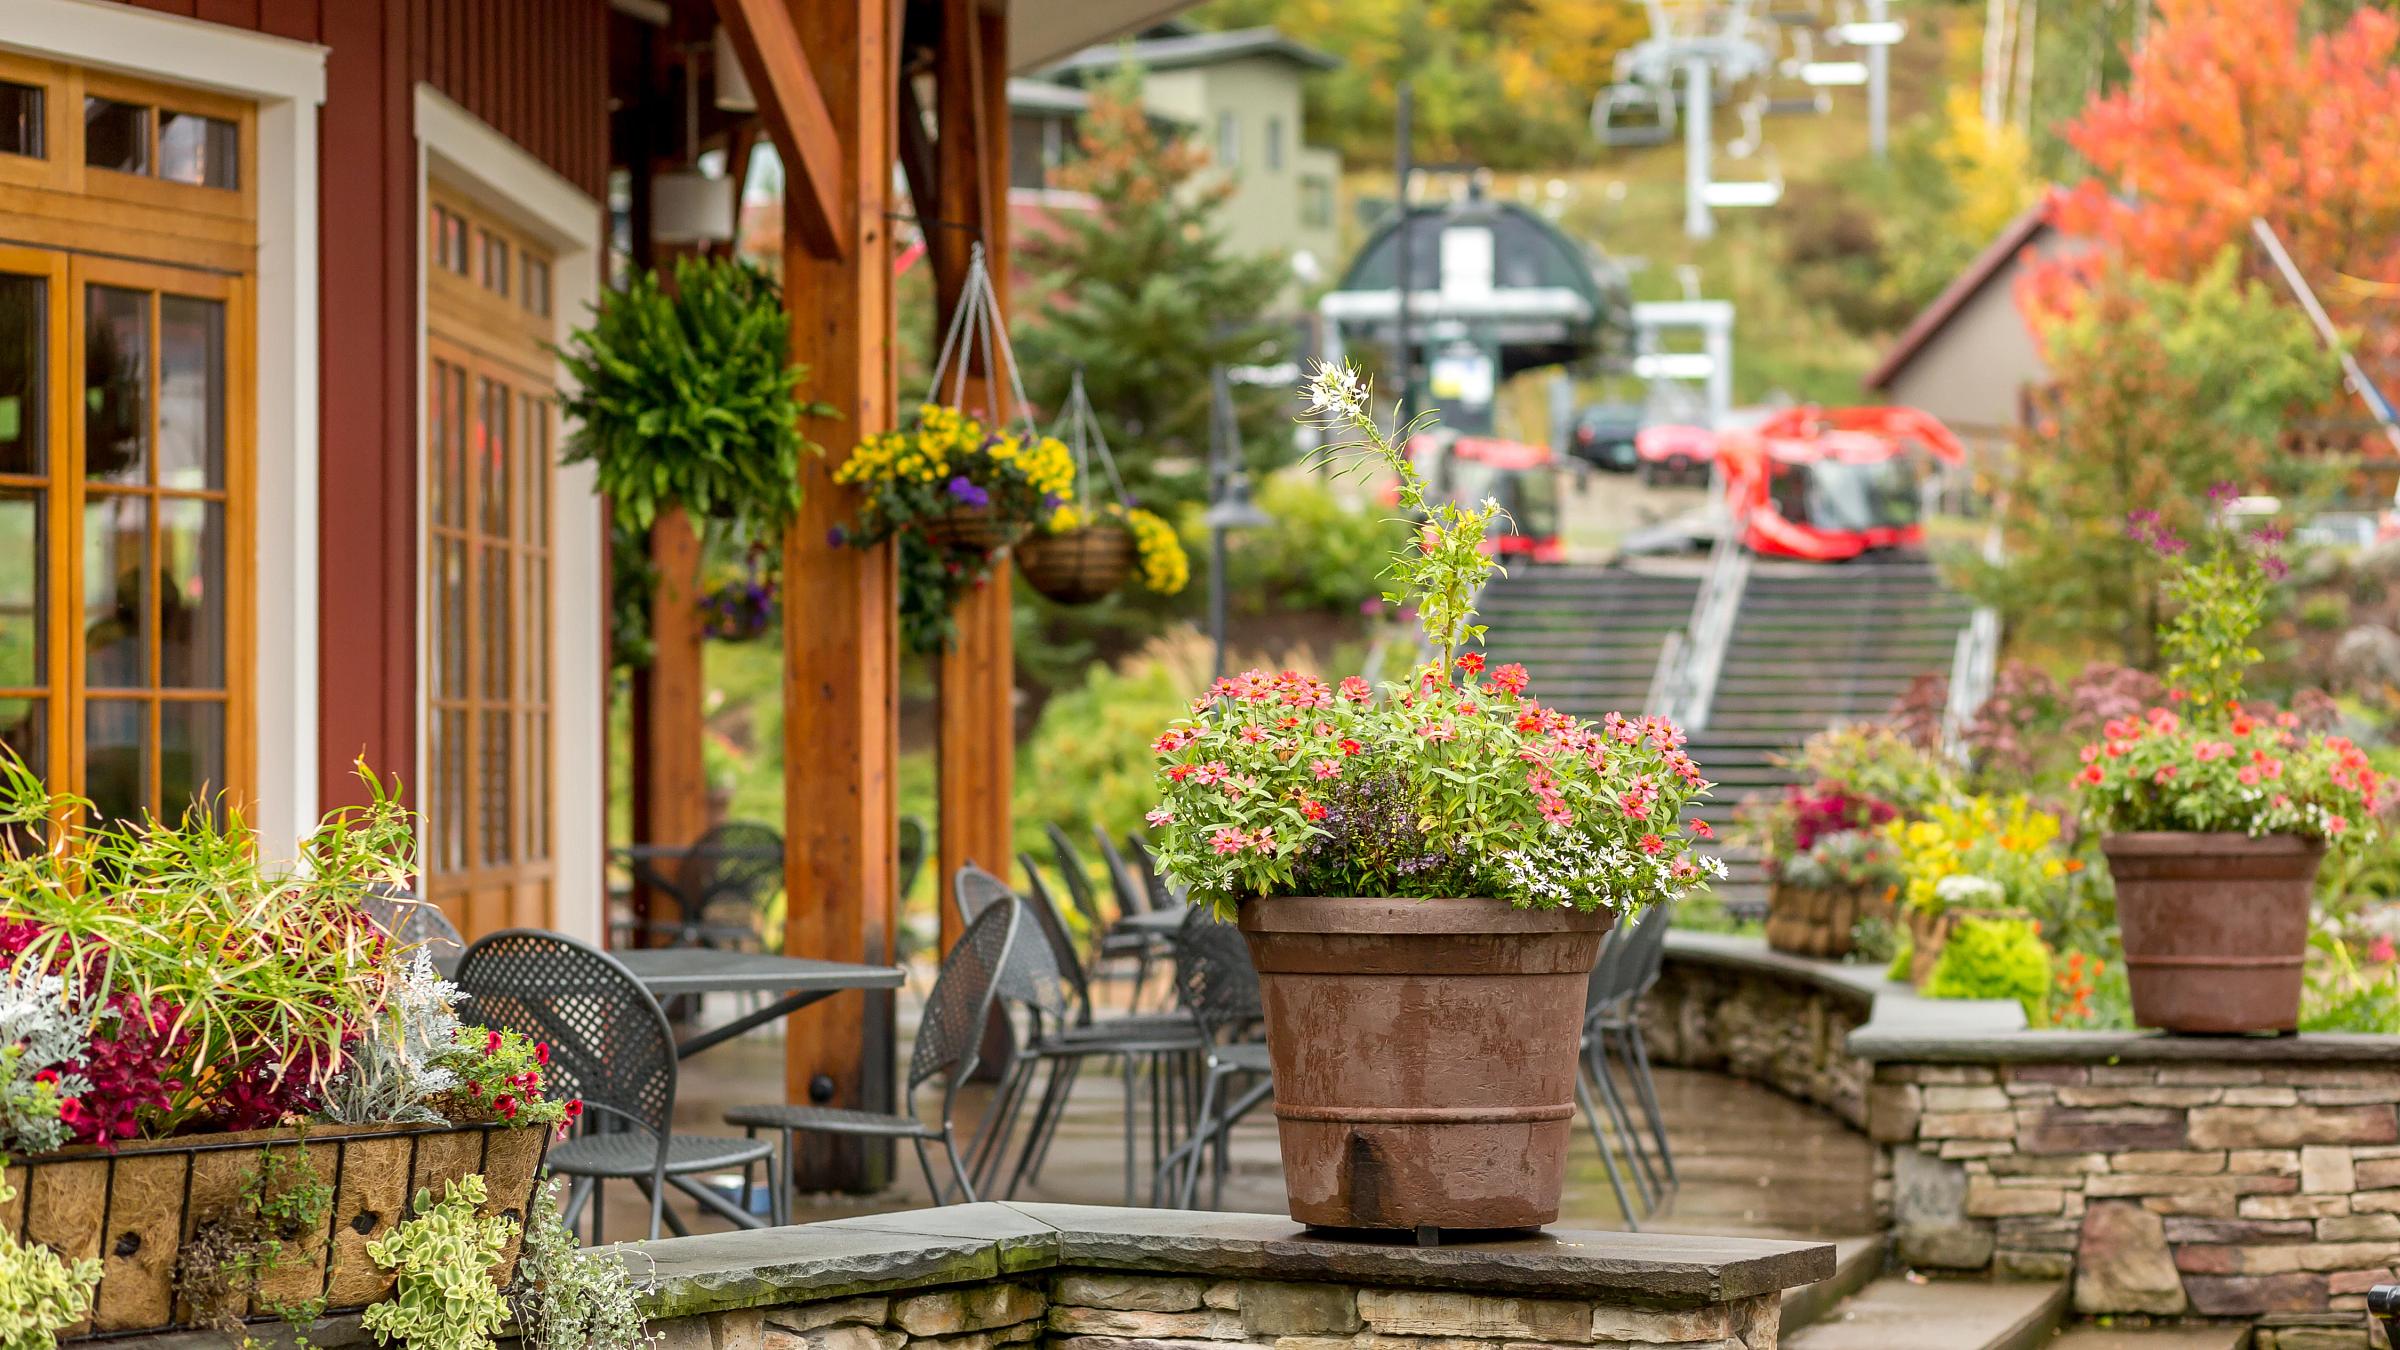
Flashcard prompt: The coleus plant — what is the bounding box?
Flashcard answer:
[1147,363,1723,914]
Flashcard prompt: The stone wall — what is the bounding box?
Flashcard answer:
[1648,932,2400,1345]
[628,1205,1831,1350]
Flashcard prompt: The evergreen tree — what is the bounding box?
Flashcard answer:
[1016,68,1294,511]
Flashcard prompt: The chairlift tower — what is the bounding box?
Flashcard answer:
[1594,2,1777,241]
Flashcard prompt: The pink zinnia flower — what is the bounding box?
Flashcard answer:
[1456,652,1485,675]
[1193,761,1229,785]
[1338,738,1363,756]
[1492,663,1530,695]
[1210,827,1247,855]
[1145,808,1175,827]
[1638,833,1666,855]
[1419,721,1456,743]
[1311,759,1342,781]
[1340,676,1373,703]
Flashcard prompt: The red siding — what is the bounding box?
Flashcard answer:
[95,0,611,813]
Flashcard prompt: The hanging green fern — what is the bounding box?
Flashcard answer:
[555,257,832,541]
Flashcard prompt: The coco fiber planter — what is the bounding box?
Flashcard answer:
[1237,896,1611,1234]
[2103,831,2326,1035]
[1016,523,1136,605]
[0,1121,548,1340]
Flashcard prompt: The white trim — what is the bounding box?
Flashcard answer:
[0,0,326,103]
[412,87,607,946]
[0,0,326,861]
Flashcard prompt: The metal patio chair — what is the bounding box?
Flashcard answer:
[1093,827,1171,1008]
[1599,902,1679,1185]
[1046,823,1152,982]
[1577,905,1677,1225]
[451,929,775,1243]
[1159,905,1272,1210]
[725,898,1020,1219]
[359,885,465,962]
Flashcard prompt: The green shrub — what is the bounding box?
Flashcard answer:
[1192,474,1390,617]
[2300,593,2350,632]
[1015,638,1199,858]
[1924,917,2053,1024]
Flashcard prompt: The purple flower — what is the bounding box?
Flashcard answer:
[826,525,848,547]
[2249,524,2288,547]
[1042,493,1065,512]
[946,476,990,508]
[2262,554,2290,581]
[2208,481,2241,507]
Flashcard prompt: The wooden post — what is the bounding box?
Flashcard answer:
[933,0,1016,956]
[778,0,899,1192]
[629,508,708,942]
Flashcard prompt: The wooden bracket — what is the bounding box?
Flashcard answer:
[713,0,848,260]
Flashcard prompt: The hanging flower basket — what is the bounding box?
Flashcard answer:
[1018,520,1138,605]
[921,501,1028,556]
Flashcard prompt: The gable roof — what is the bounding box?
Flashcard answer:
[1863,200,2055,393]
[1041,25,1341,79]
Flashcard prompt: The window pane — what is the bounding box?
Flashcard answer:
[158,498,223,688]
[437,536,467,698]
[524,712,547,861]
[437,364,467,528]
[0,697,42,780]
[85,285,148,486]
[0,82,40,159]
[0,273,42,475]
[436,708,467,872]
[0,489,43,688]
[158,296,224,490]
[479,378,510,537]
[83,494,148,688]
[83,96,149,176]
[523,258,551,318]
[84,698,148,822]
[480,542,510,701]
[479,707,510,866]
[480,231,510,297]
[159,700,225,821]
[157,111,238,189]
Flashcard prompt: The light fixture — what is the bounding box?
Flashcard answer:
[712,25,756,113]
[652,46,735,245]
[1831,20,1905,45]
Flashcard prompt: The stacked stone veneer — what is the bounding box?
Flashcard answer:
[624,1205,1827,1350]
[1646,932,2400,1343]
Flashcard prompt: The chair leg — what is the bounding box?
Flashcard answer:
[646,1165,668,1242]
[1023,1056,1084,1186]
[1590,1039,1657,1211]
[943,1129,979,1205]
[1625,1024,1678,1186]
[1178,1068,1223,1210]
[1120,1054,1140,1207]
[778,1131,796,1228]
[1575,1064,1639,1230]
[1602,1030,1667,1199]
[1006,1058,1074,1200]
[914,1137,944,1204]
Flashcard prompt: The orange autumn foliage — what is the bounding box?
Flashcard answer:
[2026,0,2400,336]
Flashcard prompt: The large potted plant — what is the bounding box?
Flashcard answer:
[0,764,581,1344]
[1146,365,1720,1234]
[2075,497,2385,1033]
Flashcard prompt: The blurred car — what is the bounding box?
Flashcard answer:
[1569,402,1644,472]
[1633,423,1718,487]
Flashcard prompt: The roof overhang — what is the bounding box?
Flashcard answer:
[1009,0,1206,73]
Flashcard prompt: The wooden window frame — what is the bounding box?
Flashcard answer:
[424,186,556,938]
[0,246,253,822]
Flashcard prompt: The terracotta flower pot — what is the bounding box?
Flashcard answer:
[2102,831,2325,1035]
[1237,896,1611,1233]
[0,1121,547,1339]
[1016,523,1135,605]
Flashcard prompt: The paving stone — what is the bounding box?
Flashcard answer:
[2232,1151,2305,1176]
[1986,1152,2108,1176]
[2247,1196,2360,1220]
[1047,1307,1247,1340]
[2182,1273,2330,1316]
[1964,1179,2064,1217]
[2055,1087,2223,1108]
[1236,1284,1359,1337]
[1355,1290,1593,1343]
[1893,1223,1993,1270]
[2075,1201,2186,1315]
[2085,1173,2299,1199]
[2224,1088,2304,1107]
[2320,1215,2400,1242]
[2111,1152,2228,1175]
[2187,1106,2399,1150]
[1923,1086,2011,1113]
[2163,1218,2313,1244]
[2356,1160,2400,1190]
[1865,1083,1920,1144]
[1993,1249,2074,1280]
[765,1326,908,1350]
[2304,1148,2359,1195]
[1587,1304,1737,1344]
[1055,1275,1208,1313]
[768,1299,895,1333]
[1919,1111,2017,1140]
[2024,1107,2188,1155]
[1780,1275,2063,1350]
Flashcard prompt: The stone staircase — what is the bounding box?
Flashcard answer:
[1475,562,1702,720]
[1689,555,1973,917]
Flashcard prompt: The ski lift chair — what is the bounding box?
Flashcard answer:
[1593,83,1677,148]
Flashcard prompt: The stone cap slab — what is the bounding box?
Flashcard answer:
[624,1202,1835,1320]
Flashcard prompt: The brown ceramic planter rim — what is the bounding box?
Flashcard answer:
[1238,894,1611,936]
[2100,831,2323,857]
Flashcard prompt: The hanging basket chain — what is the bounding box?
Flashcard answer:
[925,243,1038,441]
[1050,369,1132,516]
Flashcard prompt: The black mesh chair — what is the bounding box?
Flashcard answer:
[1047,823,1152,982]
[359,886,465,962]
[1605,903,1678,1184]
[955,861,1201,1203]
[1092,828,1170,1008]
[726,898,1020,1219]
[1574,924,1647,1225]
[1577,905,1677,1225]
[1161,906,1272,1210]
[451,929,774,1243]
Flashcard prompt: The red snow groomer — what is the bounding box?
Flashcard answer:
[1401,432,1567,564]
[1716,405,1965,561]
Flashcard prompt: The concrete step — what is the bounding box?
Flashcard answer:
[1782,1277,2067,1350]
[1781,1234,1887,1335]
[2045,1326,2249,1350]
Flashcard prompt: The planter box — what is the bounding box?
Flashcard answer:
[0,1121,548,1340]
[1764,880,1893,959]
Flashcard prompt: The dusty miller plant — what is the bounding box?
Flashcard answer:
[0,967,90,1156]
[508,1181,657,1350]
[322,954,462,1127]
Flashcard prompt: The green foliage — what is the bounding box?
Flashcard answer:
[1204,474,1391,618]
[1015,70,1292,510]
[2156,514,2273,715]
[172,1145,337,1333]
[1961,252,2334,666]
[2301,927,2400,1033]
[556,257,829,539]
[0,967,88,1156]
[1017,642,1201,856]
[361,1176,516,1350]
[0,1170,100,1350]
[0,759,414,1137]
[508,1181,655,1350]
[435,1026,576,1130]
[2300,593,2351,632]
[1924,916,2054,1025]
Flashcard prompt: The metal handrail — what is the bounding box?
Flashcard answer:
[1669,486,1752,731]
[1642,630,1686,717]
